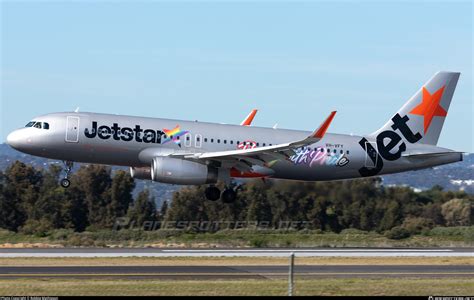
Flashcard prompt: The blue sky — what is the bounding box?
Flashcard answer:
[1,1,472,151]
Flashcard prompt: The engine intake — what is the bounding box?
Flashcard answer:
[151,157,218,185]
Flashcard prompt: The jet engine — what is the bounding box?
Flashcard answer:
[151,157,218,185]
[130,167,152,180]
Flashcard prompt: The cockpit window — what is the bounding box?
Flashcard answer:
[26,121,50,130]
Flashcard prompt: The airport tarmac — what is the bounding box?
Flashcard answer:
[1,248,472,280]
[0,265,472,279]
[0,247,472,257]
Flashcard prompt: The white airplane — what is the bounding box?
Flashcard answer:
[6,72,463,203]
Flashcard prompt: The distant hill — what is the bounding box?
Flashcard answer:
[1,144,472,199]
[382,153,473,194]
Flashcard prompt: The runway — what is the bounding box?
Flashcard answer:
[1,248,472,280]
[1,265,472,279]
[0,247,472,257]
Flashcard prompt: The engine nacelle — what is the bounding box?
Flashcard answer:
[151,157,218,185]
[130,167,152,180]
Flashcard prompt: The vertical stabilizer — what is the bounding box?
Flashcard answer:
[370,71,460,145]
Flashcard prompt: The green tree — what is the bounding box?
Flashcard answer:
[31,165,64,230]
[105,170,135,227]
[441,198,473,226]
[307,196,328,230]
[62,185,88,231]
[0,177,25,231]
[1,161,43,231]
[245,185,272,225]
[72,165,112,229]
[159,200,168,221]
[164,186,209,224]
[379,200,402,232]
[127,189,157,229]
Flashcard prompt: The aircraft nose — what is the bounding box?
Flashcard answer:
[6,130,24,150]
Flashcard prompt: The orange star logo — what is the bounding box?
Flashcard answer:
[409,86,447,134]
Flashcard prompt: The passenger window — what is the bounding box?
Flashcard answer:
[333,149,337,153]
[256,143,259,147]
[211,139,214,143]
[263,143,266,146]
[224,140,227,144]
[346,150,350,155]
[237,141,240,144]
[186,136,190,141]
[230,141,233,144]
[320,148,324,152]
[340,150,343,154]
[217,139,220,143]
[204,138,208,142]
[34,123,42,129]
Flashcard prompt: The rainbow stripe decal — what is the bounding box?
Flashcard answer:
[162,125,189,145]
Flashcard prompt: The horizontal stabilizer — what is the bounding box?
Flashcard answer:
[402,151,464,159]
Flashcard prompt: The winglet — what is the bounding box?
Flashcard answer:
[312,111,337,138]
[240,109,258,126]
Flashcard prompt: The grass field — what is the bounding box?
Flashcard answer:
[1,278,473,296]
[1,256,472,296]
[1,226,473,248]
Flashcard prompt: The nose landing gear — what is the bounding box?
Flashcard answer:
[60,161,74,188]
[60,178,71,188]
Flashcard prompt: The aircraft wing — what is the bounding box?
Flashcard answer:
[171,111,336,172]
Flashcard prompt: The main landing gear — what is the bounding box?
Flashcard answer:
[204,185,238,203]
[60,161,74,188]
[221,188,237,203]
[204,186,221,201]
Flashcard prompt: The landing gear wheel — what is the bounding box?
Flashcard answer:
[60,178,71,188]
[221,188,237,203]
[60,161,74,189]
[205,186,221,201]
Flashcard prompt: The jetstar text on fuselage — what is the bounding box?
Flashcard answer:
[84,121,165,144]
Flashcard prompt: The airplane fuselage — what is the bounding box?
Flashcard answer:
[7,111,462,182]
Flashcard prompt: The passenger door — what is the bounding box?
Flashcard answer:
[65,116,80,143]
